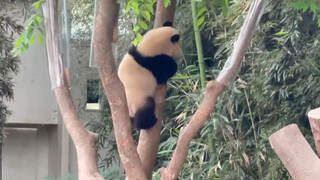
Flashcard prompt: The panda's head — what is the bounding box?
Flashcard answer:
[137,22,181,59]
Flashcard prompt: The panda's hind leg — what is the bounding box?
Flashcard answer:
[133,96,157,129]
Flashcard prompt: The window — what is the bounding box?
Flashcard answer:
[86,79,101,110]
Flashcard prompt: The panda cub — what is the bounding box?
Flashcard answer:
[118,22,181,129]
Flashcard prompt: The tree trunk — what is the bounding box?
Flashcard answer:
[93,0,147,179]
[136,0,177,178]
[43,1,103,179]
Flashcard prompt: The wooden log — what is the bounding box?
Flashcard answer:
[269,124,320,180]
[308,107,320,157]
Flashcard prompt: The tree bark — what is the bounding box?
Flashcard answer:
[55,88,103,180]
[154,0,176,28]
[137,0,176,178]
[43,1,103,179]
[93,0,147,179]
[161,81,226,180]
[0,144,2,180]
[308,107,320,157]
[269,124,320,180]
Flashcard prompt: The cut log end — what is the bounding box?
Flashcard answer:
[308,107,320,120]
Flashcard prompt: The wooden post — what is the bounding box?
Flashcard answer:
[269,124,320,180]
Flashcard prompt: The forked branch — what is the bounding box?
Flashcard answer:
[43,0,103,179]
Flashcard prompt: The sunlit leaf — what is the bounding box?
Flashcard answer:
[164,0,171,7]
[197,7,207,17]
[274,31,288,36]
[138,20,148,30]
[141,11,151,21]
[197,16,205,27]
[30,35,36,45]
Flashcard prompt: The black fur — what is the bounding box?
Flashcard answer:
[171,34,180,43]
[163,21,173,27]
[128,46,178,84]
[132,96,157,129]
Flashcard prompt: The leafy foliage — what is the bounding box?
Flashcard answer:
[125,0,157,45]
[291,0,320,26]
[12,0,45,56]
[69,0,320,179]
[0,1,21,142]
[154,0,320,179]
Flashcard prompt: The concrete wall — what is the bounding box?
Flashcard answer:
[2,1,103,180]
[6,40,59,125]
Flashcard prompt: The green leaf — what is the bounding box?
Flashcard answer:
[32,0,44,9]
[133,25,140,32]
[133,38,139,46]
[197,7,207,17]
[30,36,36,45]
[197,16,205,27]
[274,31,288,36]
[141,11,151,21]
[164,0,171,7]
[133,33,143,46]
[125,1,132,13]
[142,4,154,14]
[35,15,42,24]
[15,34,24,47]
[137,33,143,42]
[309,3,317,12]
[139,20,148,30]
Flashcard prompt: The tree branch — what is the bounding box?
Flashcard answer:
[93,0,147,179]
[161,81,226,180]
[54,88,103,180]
[43,1,103,179]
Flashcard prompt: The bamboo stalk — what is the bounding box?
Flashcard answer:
[191,0,206,89]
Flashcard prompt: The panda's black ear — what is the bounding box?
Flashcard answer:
[163,21,173,27]
[171,34,180,43]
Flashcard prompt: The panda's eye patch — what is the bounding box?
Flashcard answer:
[171,34,180,43]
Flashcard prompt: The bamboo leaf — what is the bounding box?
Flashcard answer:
[197,16,205,27]
[274,31,288,36]
[197,7,207,17]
